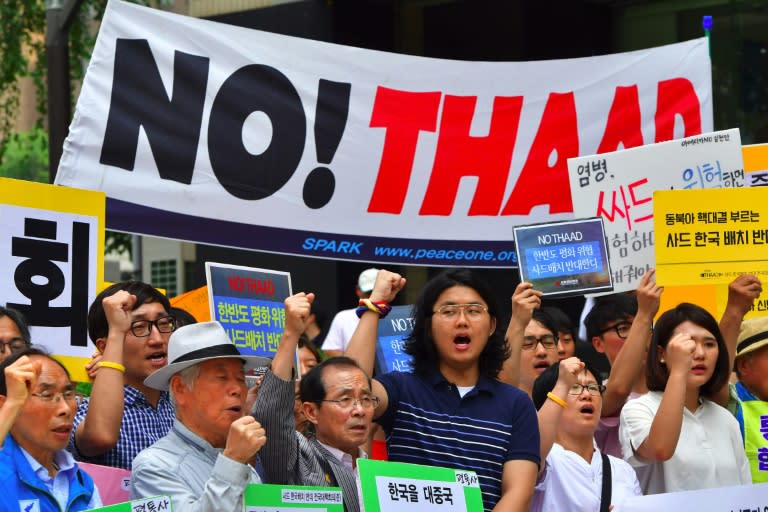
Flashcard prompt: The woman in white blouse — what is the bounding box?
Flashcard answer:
[619,303,750,494]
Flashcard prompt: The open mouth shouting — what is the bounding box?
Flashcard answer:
[147,351,168,368]
[453,335,471,352]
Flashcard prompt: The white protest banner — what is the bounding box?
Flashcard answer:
[614,482,768,512]
[0,178,104,382]
[567,128,743,293]
[56,0,712,267]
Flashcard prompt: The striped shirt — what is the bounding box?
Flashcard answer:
[70,385,175,470]
[377,371,539,512]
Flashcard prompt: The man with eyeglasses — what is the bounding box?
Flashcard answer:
[0,306,32,363]
[69,281,177,469]
[0,348,102,510]
[253,292,374,512]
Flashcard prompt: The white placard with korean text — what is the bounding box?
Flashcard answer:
[614,482,768,512]
[567,128,744,293]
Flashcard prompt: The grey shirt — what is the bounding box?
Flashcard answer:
[129,419,261,511]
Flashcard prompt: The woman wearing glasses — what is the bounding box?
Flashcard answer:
[530,359,641,512]
[346,269,540,512]
[619,303,750,494]
[0,348,102,510]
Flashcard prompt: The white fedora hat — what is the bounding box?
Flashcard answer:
[144,321,271,391]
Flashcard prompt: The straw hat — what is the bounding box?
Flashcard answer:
[735,317,768,359]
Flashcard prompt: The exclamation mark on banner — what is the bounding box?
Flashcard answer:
[303,79,351,209]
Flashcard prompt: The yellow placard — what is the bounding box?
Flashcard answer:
[657,284,719,320]
[0,178,105,383]
[654,187,768,287]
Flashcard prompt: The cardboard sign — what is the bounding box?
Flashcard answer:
[513,218,613,297]
[0,178,105,382]
[205,262,291,360]
[614,482,768,512]
[91,495,172,512]
[358,459,483,512]
[55,1,714,267]
[654,187,768,286]
[243,483,343,511]
[568,128,744,293]
[375,305,415,374]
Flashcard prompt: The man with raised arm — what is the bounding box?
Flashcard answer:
[346,269,540,512]
[253,292,375,512]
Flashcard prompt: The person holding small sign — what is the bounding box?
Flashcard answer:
[253,291,372,512]
[500,282,559,397]
[619,303,751,494]
[346,269,540,512]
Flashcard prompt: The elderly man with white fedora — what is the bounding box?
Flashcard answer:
[130,321,270,510]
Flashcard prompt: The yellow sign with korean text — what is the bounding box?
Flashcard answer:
[654,187,768,286]
[0,178,105,382]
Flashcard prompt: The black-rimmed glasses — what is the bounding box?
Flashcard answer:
[599,322,631,340]
[522,334,557,350]
[129,316,176,337]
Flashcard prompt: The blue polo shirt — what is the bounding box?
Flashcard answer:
[376,370,540,512]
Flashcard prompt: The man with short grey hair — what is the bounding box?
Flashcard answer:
[130,321,269,510]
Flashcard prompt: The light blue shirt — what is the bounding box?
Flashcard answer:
[20,446,102,509]
[130,419,261,511]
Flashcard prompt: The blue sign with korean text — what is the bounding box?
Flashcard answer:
[376,305,415,374]
[206,262,292,358]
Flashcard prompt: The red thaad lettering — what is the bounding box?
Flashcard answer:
[419,95,523,215]
[367,87,441,214]
[227,276,275,296]
[655,77,701,143]
[501,92,579,215]
[598,85,643,153]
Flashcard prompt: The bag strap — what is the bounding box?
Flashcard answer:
[600,451,612,512]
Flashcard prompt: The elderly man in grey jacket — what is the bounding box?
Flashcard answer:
[130,321,269,510]
[253,292,378,512]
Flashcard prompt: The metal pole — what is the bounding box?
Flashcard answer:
[45,0,82,184]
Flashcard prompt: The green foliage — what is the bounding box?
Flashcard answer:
[0,126,48,182]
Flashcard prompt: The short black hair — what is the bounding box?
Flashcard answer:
[541,306,575,337]
[88,281,171,342]
[0,306,31,345]
[584,293,637,341]
[531,359,603,410]
[404,269,508,379]
[531,309,559,339]
[0,347,70,396]
[646,303,730,397]
[299,356,370,404]
[168,307,197,328]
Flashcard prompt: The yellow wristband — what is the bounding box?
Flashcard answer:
[547,392,567,409]
[97,361,126,373]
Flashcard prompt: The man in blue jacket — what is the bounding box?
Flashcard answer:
[0,348,101,511]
